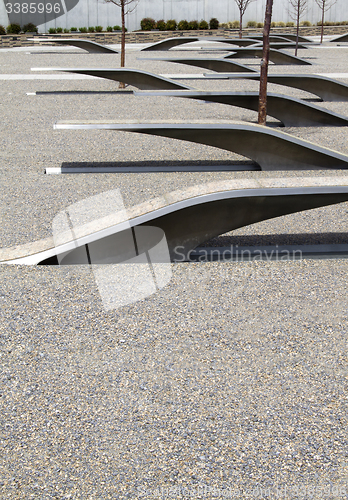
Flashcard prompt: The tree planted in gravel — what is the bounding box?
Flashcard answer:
[258,0,273,125]
[315,0,337,43]
[234,0,257,38]
[104,0,139,87]
[288,0,308,55]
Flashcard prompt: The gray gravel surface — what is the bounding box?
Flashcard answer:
[0,42,347,500]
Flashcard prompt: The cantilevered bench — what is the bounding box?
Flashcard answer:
[2,177,348,264]
[219,38,309,49]
[141,35,311,51]
[202,73,348,101]
[29,38,119,54]
[31,67,348,101]
[133,90,348,127]
[54,120,348,171]
[251,33,313,43]
[199,40,308,50]
[141,37,258,51]
[223,48,312,65]
[141,37,200,51]
[210,38,270,47]
[137,57,258,73]
[31,68,192,90]
[248,42,308,50]
[329,33,348,43]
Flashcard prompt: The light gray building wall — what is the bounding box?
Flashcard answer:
[1,0,347,32]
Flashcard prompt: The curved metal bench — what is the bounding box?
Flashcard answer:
[140,35,309,51]
[210,38,269,47]
[133,90,348,127]
[53,121,348,171]
[141,37,260,50]
[224,48,312,65]
[31,68,192,90]
[205,73,348,101]
[137,57,258,73]
[251,33,313,43]
[2,178,348,264]
[329,33,348,43]
[201,40,307,50]
[249,42,308,50]
[141,37,200,51]
[34,38,119,54]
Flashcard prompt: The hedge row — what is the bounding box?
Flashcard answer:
[2,18,348,36]
[221,20,348,28]
[140,17,219,31]
[0,24,127,34]
[47,26,126,33]
[0,23,38,34]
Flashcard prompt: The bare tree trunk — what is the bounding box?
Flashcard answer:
[121,0,125,67]
[119,0,126,88]
[258,0,273,125]
[239,11,243,38]
[320,3,325,43]
[295,1,300,56]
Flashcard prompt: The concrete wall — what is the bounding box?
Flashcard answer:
[1,0,348,32]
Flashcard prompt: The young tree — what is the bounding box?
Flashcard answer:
[104,0,139,87]
[315,0,337,43]
[288,0,308,55]
[234,0,257,38]
[258,0,273,125]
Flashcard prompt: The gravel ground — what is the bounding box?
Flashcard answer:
[0,40,347,500]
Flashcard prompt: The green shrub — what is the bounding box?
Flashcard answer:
[113,25,121,30]
[301,20,311,26]
[95,25,103,32]
[7,23,21,34]
[63,28,70,33]
[199,19,209,29]
[106,26,113,31]
[48,27,57,34]
[156,19,166,30]
[165,19,177,30]
[56,27,63,33]
[276,21,286,27]
[229,20,240,28]
[140,17,156,30]
[319,20,341,26]
[257,22,263,28]
[0,25,6,35]
[23,23,38,33]
[88,26,95,32]
[209,17,219,29]
[188,20,199,30]
[246,20,257,28]
[79,27,88,33]
[70,27,78,31]
[270,21,276,28]
[220,23,229,28]
[286,22,295,27]
[178,20,189,30]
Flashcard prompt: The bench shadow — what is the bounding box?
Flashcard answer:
[300,97,323,102]
[59,160,260,172]
[28,51,84,55]
[202,233,348,247]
